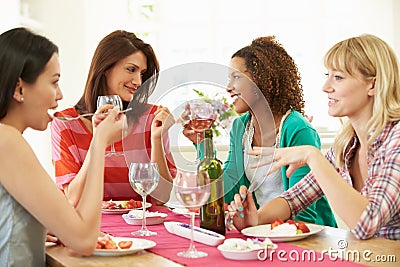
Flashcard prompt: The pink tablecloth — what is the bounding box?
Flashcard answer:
[101,206,366,267]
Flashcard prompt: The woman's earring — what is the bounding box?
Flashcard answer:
[20,97,24,102]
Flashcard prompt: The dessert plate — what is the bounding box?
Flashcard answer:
[241,223,324,242]
[101,201,151,214]
[93,237,156,256]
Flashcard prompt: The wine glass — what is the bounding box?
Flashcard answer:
[128,162,160,236]
[175,170,211,258]
[187,100,214,165]
[97,95,124,157]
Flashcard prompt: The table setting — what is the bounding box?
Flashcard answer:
[46,199,400,267]
[96,205,371,267]
[46,97,399,267]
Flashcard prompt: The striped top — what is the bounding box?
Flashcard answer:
[50,105,176,201]
[282,120,400,240]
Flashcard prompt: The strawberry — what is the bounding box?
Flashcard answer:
[118,241,133,249]
[296,222,310,233]
[104,240,118,249]
[286,219,296,225]
[271,218,284,229]
[125,199,142,209]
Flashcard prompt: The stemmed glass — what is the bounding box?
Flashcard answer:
[97,95,124,157]
[175,170,211,258]
[187,100,214,165]
[128,162,160,236]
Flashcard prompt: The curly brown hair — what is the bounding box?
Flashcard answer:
[232,36,304,115]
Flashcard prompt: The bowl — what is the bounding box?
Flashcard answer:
[122,210,167,225]
[217,238,277,261]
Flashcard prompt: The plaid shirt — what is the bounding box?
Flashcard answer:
[281,121,400,240]
[51,105,176,201]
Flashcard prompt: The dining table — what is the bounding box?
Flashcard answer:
[46,205,399,267]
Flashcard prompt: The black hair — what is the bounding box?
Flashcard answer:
[0,27,58,119]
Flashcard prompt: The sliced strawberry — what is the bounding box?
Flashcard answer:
[104,240,118,249]
[286,219,296,225]
[118,241,133,249]
[297,222,310,233]
[271,218,284,229]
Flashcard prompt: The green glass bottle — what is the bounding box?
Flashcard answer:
[198,129,226,236]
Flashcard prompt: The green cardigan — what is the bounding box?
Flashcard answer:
[223,111,337,227]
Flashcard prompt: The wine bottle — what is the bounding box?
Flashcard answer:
[198,129,226,236]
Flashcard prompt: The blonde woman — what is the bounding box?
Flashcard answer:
[230,34,400,240]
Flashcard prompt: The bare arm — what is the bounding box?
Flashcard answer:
[250,145,368,229]
[55,104,114,207]
[299,147,368,228]
[61,155,90,207]
[0,108,123,255]
[150,106,175,204]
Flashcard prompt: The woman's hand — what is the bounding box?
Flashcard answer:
[182,123,201,143]
[151,105,175,140]
[178,102,199,143]
[179,102,216,144]
[228,185,258,231]
[46,232,59,243]
[92,107,124,146]
[248,145,317,177]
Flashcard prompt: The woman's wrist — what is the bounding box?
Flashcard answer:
[306,145,324,167]
[151,136,162,146]
[91,134,108,152]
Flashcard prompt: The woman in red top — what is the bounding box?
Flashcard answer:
[51,30,176,206]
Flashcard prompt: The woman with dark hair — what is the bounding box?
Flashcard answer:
[51,30,176,206]
[185,36,336,227]
[0,27,123,265]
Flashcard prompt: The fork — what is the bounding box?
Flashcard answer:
[53,107,132,122]
[225,181,258,231]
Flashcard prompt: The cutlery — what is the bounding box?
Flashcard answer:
[225,181,258,231]
[53,107,132,122]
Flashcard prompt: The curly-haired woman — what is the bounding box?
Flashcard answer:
[184,36,336,227]
[223,36,336,227]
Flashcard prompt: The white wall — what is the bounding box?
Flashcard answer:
[1,0,399,175]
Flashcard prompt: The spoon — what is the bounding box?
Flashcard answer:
[52,107,133,122]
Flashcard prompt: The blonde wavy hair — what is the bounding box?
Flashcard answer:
[324,34,400,167]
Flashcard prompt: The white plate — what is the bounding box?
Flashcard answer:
[122,210,168,225]
[101,202,152,214]
[164,221,225,246]
[241,223,324,242]
[93,237,156,256]
[171,208,199,218]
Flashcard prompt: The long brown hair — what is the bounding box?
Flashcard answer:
[76,30,159,115]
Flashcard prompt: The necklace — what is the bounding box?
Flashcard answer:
[243,109,292,149]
